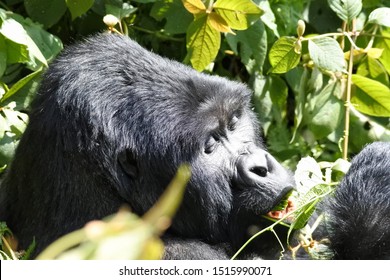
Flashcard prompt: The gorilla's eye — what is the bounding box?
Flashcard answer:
[205,136,218,154]
[228,115,239,131]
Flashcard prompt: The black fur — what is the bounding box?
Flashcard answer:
[0,34,389,260]
[326,142,390,259]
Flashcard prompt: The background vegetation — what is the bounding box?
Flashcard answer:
[0,0,389,259]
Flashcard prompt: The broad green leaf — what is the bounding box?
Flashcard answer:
[8,14,63,62]
[327,0,362,22]
[294,156,324,194]
[307,81,343,139]
[269,36,301,74]
[186,14,220,71]
[208,12,233,33]
[182,0,206,14]
[330,158,351,174]
[368,7,390,27]
[366,48,383,59]
[225,21,267,73]
[357,56,389,86]
[0,18,47,69]
[0,36,7,77]
[258,0,279,37]
[308,37,345,72]
[106,3,137,20]
[352,74,390,117]
[2,108,28,136]
[1,69,43,103]
[0,130,18,167]
[214,0,263,30]
[24,0,67,28]
[375,29,390,75]
[65,0,94,20]
[289,184,334,232]
[151,0,192,34]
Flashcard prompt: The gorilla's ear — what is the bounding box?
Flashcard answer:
[118,149,138,178]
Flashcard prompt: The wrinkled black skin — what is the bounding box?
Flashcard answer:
[0,34,389,260]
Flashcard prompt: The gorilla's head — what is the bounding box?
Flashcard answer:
[105,37,295,256]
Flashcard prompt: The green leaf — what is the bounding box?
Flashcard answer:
[269,36,301,74]
[186,14,220,71]
[352,74,390,117]
[151,0,192,34]
[368,7,390,27]
[24,0,67,28]
[0,17,47,69]
[306,81,343,139]
[357,56,389,86]
[308,37,345,72]
[327,0,362,22]
[289,183,334,232]
[214,0,263,30]
[225,21,267,73]
[375,29,390,75]
[258,0,279,37]
[0,69,42,103]
[0,36,7,78]
[294,156,324,194]
[8,14,63,62]
[65,0,94,20]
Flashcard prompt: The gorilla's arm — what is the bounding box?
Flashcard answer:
[325,142,390,259]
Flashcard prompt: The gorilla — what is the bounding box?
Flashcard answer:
[0,33,389,259]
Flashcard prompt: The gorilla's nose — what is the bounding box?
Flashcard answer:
[236,148,270,185]
[234,146,294,189]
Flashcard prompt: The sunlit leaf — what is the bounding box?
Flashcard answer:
[214,0,263,30]
[208,12,233,33]
[0,18,47,69]
[308,37,345,72]
[357,56,389,86]
[352,74,390,117]
[182,0,206,14]
[327,0,362,22]
[1,69,42,103]
[368,7,390,27]
[269,36,301,73]
[186,14,220,71]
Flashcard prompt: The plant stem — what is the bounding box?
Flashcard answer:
[36,229,86,259]
[343,19,357,160]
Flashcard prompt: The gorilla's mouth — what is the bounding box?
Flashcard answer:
[266,188,296,221]
[266,197,295,220]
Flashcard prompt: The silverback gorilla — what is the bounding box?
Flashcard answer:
[0,34,390,259]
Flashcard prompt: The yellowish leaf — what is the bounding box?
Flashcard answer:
[182,0,206,15]
[208,12,234,34]
[366,48,384,59]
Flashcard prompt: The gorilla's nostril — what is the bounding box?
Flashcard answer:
[250,166,268,177]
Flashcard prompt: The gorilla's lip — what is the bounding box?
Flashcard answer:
[266,186,296,221]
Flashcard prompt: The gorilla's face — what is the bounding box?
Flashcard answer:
[135,75,296,247]
[191,96,293,244]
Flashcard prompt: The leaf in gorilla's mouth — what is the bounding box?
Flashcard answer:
[266,190,296,221]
